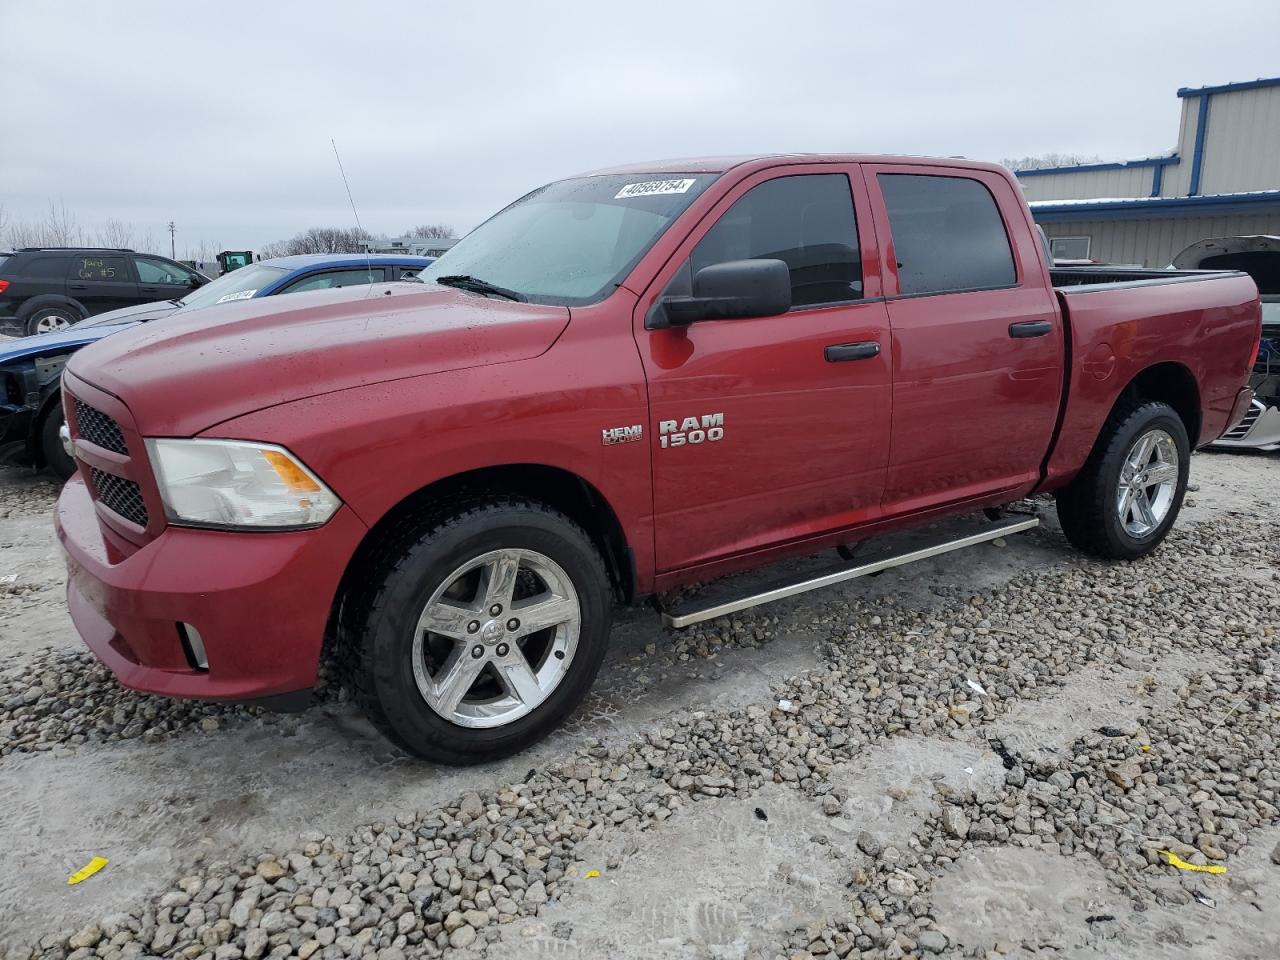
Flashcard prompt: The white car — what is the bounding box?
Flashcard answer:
[1173,236,1280,451]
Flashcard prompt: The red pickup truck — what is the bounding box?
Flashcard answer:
[56,155,1261,763]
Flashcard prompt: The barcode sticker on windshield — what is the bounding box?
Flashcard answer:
[615,178,697,200]
[216,290,256,304]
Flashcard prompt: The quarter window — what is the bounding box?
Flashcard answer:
[878,174,1016,296]
[691,174,862,308]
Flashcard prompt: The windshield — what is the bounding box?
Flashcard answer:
[177,263,288,310]
[419,173,717,305]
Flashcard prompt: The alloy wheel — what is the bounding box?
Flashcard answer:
[1116,428,1179,537]
[411,548,580,728]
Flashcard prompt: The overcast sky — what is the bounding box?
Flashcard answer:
[3,1,1279,255]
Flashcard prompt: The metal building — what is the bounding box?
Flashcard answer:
[359,236,458,257]
[1018,76,1280,266]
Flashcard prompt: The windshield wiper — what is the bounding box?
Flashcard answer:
[434,275,526,302]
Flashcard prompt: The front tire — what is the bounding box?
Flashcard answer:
[1055,399,1189,560]
[340,497,612,764]
[40,404,77,481]
[26,306,77,336]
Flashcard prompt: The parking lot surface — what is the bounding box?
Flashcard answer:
[1,453,1277,959]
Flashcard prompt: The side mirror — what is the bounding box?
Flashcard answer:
[189,275,206,288]
[650,258,791,329]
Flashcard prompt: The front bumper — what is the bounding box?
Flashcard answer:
[55,474,368,702]
[1208,399,1280,452]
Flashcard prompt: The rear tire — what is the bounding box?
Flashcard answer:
[26,306,77,336]
[1055,399,1189,560]
[339,496,612,764]
[40,404,77,481]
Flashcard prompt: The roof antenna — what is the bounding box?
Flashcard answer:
[330,138,378,298]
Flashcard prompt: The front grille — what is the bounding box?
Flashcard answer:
[1223,403,1262,440]
[74,398,127,454]
[90,467,148,527]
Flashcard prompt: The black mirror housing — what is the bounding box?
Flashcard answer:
[651,258,791,328]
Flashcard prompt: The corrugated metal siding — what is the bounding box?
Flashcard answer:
[1043,212,1280,266]
[1158,98,1201,197]
[1198,86,1280,195]
[1017,166,1153,202]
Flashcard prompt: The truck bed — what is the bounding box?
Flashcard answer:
[1049,265,1239,288]
[1039,267,1261,489]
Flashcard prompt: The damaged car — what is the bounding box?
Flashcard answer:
[1174,236,1280,451]
[0,254,433,479]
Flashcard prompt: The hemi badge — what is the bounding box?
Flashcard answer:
[602,424,643,445]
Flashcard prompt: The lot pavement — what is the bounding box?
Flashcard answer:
[0,453,1277,959]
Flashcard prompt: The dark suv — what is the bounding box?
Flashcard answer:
[0,247,209,336]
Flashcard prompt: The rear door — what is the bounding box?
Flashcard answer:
[864,164,1063,513]
[133,256,200,304]
[66,254,139,315]
[635,164,893,572]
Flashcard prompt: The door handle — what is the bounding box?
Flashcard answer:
[1009,320,1053,338]
[825,341,881,362]
[140,286,159,292]
[69,283,88,290]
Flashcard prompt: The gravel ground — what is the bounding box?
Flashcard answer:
[0,454,1277,959]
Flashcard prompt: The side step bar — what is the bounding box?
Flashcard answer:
[661,516,1039,629]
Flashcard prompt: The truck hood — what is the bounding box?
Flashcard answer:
[66,283,571,436]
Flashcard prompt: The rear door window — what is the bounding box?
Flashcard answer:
[74,256,130,281]
[877,174,1016,296]
[691,174,863,308]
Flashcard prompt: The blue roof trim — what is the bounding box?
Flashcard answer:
[1030,191,1280,223]
[1177,76,1280,98]
[1188,94,1211,196]
[1015,156,1179,178]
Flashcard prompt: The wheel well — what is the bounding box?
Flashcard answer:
[339,465,636,606]
[1118,362,1201,444]
[17,295,87,322]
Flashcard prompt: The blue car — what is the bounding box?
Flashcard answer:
[0,253,433,478]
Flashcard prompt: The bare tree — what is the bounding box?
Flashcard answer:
[260,226,373,256]
[95,218,136,250]
[1000,153,1106,172]
[403,223,455,239]
[42,200,82,246]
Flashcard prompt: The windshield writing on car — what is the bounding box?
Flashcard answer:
[419,174,716,305]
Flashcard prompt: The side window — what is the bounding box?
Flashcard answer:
[135,257,196,284]
[690,174,862,308]
[74,256,129,282]
[1049,236,1091,262]
[877,174,1016,296]
[280,267,387,294]
[25,257,72,279]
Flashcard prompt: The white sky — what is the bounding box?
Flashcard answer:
[3,0,1278,254]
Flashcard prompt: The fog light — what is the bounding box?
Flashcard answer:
[59,422,73,459]
[178,622,209,670]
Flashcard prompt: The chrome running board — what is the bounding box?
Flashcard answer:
[661,516,1039,629]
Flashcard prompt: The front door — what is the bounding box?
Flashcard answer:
[864,164,1064,513]
[635,165,893,572]
[133,256,200,304]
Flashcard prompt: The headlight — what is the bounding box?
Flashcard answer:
[145,438,341,530]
